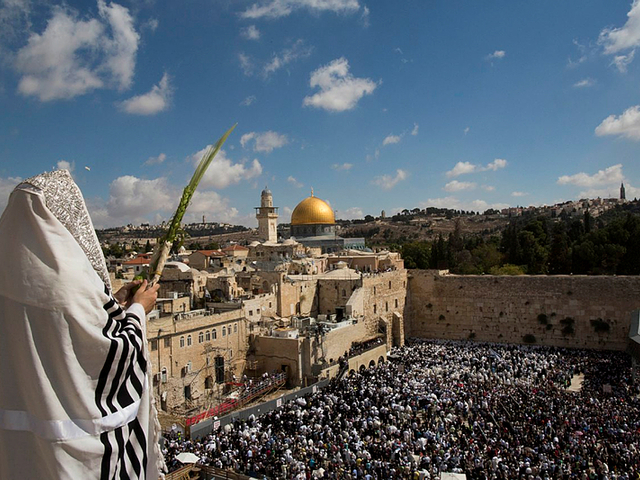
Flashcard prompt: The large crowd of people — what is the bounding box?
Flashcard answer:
[163,339,640,479]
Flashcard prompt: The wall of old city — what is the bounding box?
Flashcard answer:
[361,270,408,338]
[406,270,640,351]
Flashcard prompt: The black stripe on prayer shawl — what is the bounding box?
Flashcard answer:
[97,286,149,480]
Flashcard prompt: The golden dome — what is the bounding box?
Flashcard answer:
[291,193,335,225]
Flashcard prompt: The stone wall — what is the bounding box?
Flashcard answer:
[406,270,640,351]
[362,270,408,337]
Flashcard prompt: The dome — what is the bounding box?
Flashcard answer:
[291,193,335,225]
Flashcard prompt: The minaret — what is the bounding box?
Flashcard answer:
[255,187,279,243]
[620,182,626,201]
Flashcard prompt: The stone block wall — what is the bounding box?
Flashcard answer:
[406,271,640,351]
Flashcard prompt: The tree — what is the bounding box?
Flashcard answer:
[548,223,571,274]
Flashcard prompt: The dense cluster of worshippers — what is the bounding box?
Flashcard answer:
[163,340,640,479]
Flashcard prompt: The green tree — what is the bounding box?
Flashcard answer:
[548,223,571,274]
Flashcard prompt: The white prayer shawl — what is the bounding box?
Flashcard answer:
[0,172,160,479]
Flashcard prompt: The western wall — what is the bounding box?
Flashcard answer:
[406,270,640,351]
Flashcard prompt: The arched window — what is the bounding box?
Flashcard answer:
[222,326,226,337]
[161,367,167,383]
[234,323,238,333]
[212,329,217,340]
[187,335,192,346]
[205,330,210,341]
[198,332,204,343]
[373,304,377,314]
[179,336,185,348]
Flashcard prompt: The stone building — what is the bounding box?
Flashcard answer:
[255,187,279,243]
[147,309,248,412]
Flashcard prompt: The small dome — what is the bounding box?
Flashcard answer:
[261,186,272,196]
[291,193,334,225]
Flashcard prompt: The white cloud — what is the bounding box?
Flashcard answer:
[240,131,289,153]
[446,161,477,177]
[15,1,139,102]
[105,175,174,222]
[287,175,303,188]
[56,160,75,172]
[141,18,158,32]
[360,5,370,28]
[486,50,505,60]
[238,53,254,76]
[89,177,240,227]
[365,148,380,162]
[0,176,21,215]
[599,0,640,54]
[303,57,377,112]
[191,148,262,189]
[595,105,640,140]
[463,126,470,135]
[332,163,353,171]
[446,159,507,177]
[98,0,138,91]
[241,25,261,40]
[511,191,528,197]
[120,72,172,115]
[557,164,624,187]
[240,95,256,106]
[240,0,360,20]
[420,196,509,212]
[485,158,507,171]
[578,183,640,199]
[336,206,363,220]
[382,134,401,146]
[444,180,476,192]
[411,123,419,136]
[372,169,407,190]
[611,50,635,73]
[183,190,238,224]
[144,153,166,166]
[573,78,595,88]
[482,185,495,192]
[263,39,312,76]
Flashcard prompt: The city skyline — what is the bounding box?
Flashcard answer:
[1,0,640,228]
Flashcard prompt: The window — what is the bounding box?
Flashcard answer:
[164,338,171,348]
[234,324,238,333]
[198,332,204,343]
[395,298,399,308]
[187,335,192,346]
[389,281,392,289]
[385,302,388,312]
[161,367,167,383]
[180,336,185,348]
[205,331,210,341]
[230,349,233,358]
[212,329,217,340]
[373,304,377,314]
[342,289,346,297]
[222,326,226,337]
[374,286,376,294]
[187,361,192,373]
[249,310,253,316]
[150,339,158,351]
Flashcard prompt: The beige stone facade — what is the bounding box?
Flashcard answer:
[406,270,640,351]
[146,309,248,412]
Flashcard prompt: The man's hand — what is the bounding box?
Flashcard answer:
[114,279,143,308]
[131,280,160,314]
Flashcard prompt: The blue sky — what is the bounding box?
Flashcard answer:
[1,0,640,228]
